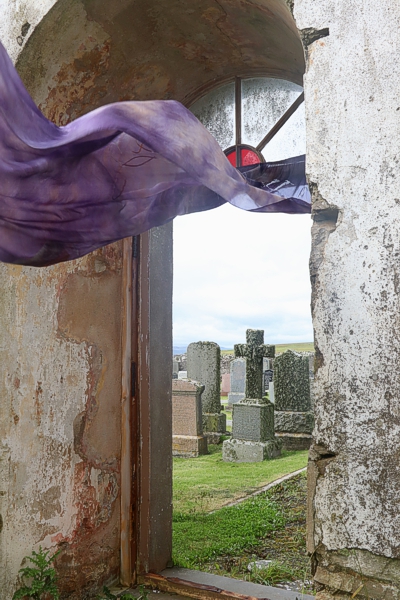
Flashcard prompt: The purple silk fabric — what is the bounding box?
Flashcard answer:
[0,41,310,267]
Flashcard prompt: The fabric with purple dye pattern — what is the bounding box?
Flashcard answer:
[0,41,310,267]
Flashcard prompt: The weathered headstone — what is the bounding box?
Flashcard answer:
[223,329,282,462]
[263,369,273,392]
[308,353,315,409]
[173,359,179,378]
[221,373,231,395]
[187,341,226,435]
[228,358,246,404]
[172,379,208,457]
[274,350,314,450]
[263,357,272,371]
[263,356,273,394]
[269,381,275,404]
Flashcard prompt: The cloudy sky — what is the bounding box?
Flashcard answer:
[173,203,313,349]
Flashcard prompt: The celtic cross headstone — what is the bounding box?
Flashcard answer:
[234,329,275,400]
[223,329,282,462]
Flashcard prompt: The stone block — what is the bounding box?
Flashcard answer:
[203,412,226,433]
[222,438,282,463]
[228,391,245,404]
[187,341,221,413]
[274,411,314,434]
[221,373,231,395]
[274,350,311,412]
[232,402,275,442]
[204,432,223,444]
[172,435,208,457]
[172,359,179,376]
[172,379,204,436]
[228,358,246,405]
[269,381,275,404]
[275,432,312,451]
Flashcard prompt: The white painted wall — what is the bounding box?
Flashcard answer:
[296,0,400,568]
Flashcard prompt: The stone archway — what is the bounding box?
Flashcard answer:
[0,2,305,597]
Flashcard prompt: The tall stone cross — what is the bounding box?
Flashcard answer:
[234,329,275,400]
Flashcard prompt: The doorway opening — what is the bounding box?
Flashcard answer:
[171,77,312,591]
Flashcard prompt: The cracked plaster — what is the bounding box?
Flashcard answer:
[295,0,400,584]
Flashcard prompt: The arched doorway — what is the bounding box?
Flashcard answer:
[1,1,305,597]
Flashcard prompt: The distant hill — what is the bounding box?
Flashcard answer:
[174,345,235,355]
[173,346,187,355]
[221,342,314,355]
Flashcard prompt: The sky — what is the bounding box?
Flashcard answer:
[173,202,313,350]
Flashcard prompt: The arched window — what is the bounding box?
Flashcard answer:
[190,77,305,167]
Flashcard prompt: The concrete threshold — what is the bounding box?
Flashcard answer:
[138,567,314,600]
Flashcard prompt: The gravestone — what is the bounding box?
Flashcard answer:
[221,373,231,395]
[274,350,314,450]
[228,358,246,404]
[178,370,188,379]
[187,341,226,435]
[173,359,179,378]
[172,379,208,457]
[308,353,315,409]
[263,369,273,392]
[269,381,275,404]
[223,329,282,462]
[263,357,272,372]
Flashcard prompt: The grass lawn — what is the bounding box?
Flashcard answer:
[221,342,314,355]
[275,342,314,354]
[173,490,284,568]
[173,468,312,593]
[173,446,307,515]
[199,474,312,593]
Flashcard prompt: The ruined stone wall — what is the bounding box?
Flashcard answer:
[295,0,400,597]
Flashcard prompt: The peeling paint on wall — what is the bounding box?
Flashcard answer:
[0,245,123,598]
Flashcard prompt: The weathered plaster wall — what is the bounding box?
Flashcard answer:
[295,0,400,596]
[0,0,56,63]
[4,0,304,117]
[0,246,123,598]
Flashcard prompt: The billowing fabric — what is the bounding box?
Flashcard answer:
[0,41,310,267]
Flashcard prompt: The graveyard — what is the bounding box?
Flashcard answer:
[172,332,314,593]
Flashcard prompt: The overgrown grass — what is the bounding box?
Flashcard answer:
[173,493,284,568]
[173,446,307,514]
[173,472,313,594]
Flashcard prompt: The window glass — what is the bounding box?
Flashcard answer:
[190,83,235,150]
[241,78,302,147]
[261,102,306,162]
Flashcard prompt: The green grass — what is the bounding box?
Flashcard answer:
[173,447,307,514]
[223,409,232,432]
[173,450,310,591]
[275,342,314,354]
[173,493,284,568]
[221,342,314,355]
[197,474,313,594]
